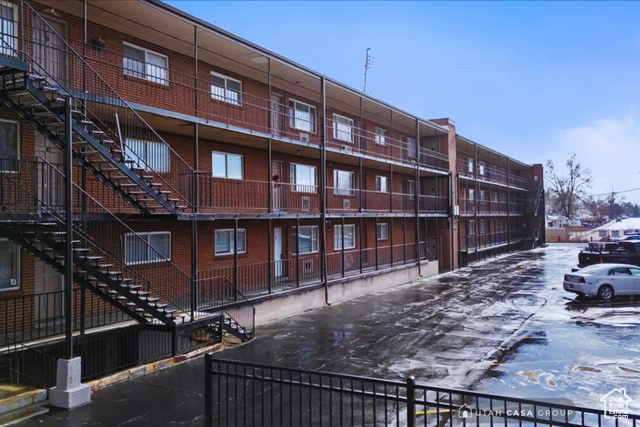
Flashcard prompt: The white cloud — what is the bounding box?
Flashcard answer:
[548,114,640,204]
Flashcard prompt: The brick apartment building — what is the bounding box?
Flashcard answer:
[0,0,544,387]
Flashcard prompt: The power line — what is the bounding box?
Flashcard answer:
[584,186,640,198]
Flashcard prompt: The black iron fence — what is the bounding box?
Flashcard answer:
[0,324,174,390]
[1,288,130,347]
[205,357,640,427]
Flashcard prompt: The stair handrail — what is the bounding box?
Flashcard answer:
[220,277,255,339]
[3,4,194,209]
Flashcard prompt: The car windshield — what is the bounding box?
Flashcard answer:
[578,265,606,274]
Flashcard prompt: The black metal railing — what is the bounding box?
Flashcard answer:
[205,357,640,427]
[1,288,130,346]
[1,324,174,390]
[196,276,256,340]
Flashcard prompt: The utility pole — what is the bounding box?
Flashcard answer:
[363,47,372,93]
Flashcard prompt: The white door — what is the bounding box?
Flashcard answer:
[270,94,284,136]
[32,17,67,85]
[272,161,284,212]
[35,134,64,210]
[34,259,64,324]
[274,227,283,277]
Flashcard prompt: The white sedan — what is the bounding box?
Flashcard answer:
[563,263,640,300]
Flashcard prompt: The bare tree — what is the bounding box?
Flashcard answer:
[545,154,592,219]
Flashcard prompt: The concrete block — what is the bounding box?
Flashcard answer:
[49,358,91,409]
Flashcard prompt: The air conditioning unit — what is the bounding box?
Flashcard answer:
[341,146,353,154]
[302,258,314,274]
[343,199,350,209]
[299,133,310,143]
[301,196,310,211]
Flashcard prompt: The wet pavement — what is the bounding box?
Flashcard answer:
[23,243,640,425]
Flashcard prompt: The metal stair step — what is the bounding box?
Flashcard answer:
[97,264,113,269]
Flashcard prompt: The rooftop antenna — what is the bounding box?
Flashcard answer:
[363,47,372,93]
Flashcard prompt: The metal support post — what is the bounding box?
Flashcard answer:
[64,96,73,359]
[233,219,238,300]
[267,219,272,293]
[296,218,300,287]
[341,217,345,277]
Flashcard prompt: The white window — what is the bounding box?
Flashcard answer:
[469,220,476,235]
[468,188,475,201]
[125,138,170,173]
[534,175,539,182]
[480,190,486,202]
[0,238,19,291]
[376,176,388,193]
[289,99,316,133]
[212,152,243,179]
[375,128,387,145]
[467,158,474,173]
[377,223,389,240]
[493,192,499,203]
[210,71,242,106]
[290,163,317,193]
[293,226,319,254]
[334,224,356,250]
[0,119,19,172]
[333,114,354,143]
[123,43,168,85]
[0,2,17,57]
[479,161,485,176]
[125,232,171,265]
[214,229,247,255]
[333,170,354,196]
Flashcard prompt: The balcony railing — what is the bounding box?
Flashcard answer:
[10,23,451,170]
[456,159,527,187]
[459,198,522,215]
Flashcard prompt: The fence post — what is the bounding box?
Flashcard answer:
[406,376,416,427]
[204,353,214,427]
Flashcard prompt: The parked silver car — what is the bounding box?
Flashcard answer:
[563,263,640,300]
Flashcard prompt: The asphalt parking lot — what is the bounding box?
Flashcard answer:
[25,243,640,425]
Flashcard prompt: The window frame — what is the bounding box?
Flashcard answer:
[468,188,475,201]
[290,163,317,193]
[289,99,317,133]
[469,220,476,236]
[478,161,485,176]
[0,1,17,57]
[467,157,474,173]
[212,151,244,180]
[377,223,389,241]
[214,228,247,256]
[333,113,354,143]
[124,231,171,266]
[333,169,355,196]
[334,224,356,250]
[0,118,19,173]
[375,175,388,193]
[375,127,387,145]
[0,237,20,292]
[293,225,319,254]
[122,42,169,86]
[124,138,170,173]
[210,71,243,106]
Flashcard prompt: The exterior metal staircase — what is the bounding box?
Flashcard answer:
[0,71,181,215]
[0,2,194,215]
[525,184,545,249]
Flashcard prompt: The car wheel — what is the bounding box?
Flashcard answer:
[598,285,614,301]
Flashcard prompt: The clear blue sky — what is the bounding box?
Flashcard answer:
[168,1,640,203]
